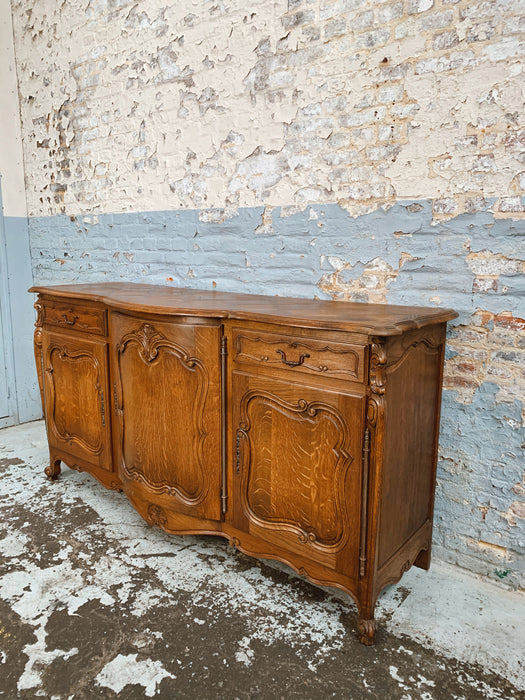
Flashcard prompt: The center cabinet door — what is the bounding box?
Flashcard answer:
[110,312,222,523]
[230,369,366,580]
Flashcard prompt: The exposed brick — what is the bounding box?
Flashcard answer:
[467,19,498,43]
[464,196,488,213]
[472,154,496,172]
[433,31,460,51]
[417,10,454,32]
[377,84,403,103]
[415,50,477,74]
[376,2,404,23]
[324,19,347,38]
[282,10,315,30]
[482,39,525,62]
[355,28,391,50]
[467,251,523,275]
[366,144,401,161]
[339,106,386,127]
[378,123,405,142]
[502,14,525,35]
[497,197,525,212]
[473,277,498,293]
[391,102,420,118]
[319,0,368,21]
[407,0,434,15]
[301,25,321,42]
[460,0,525,20]
[352,9,374,30]
[433,197,458,214]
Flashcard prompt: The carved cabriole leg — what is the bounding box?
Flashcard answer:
[357,617,377,646]
[356,592,378,646]
[45,459,61,481]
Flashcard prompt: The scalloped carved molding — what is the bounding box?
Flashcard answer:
[234,332,361,380]
[46,344,104,455]
[238,390,354,552]
[388,337,443,374]
[116,323,210,506]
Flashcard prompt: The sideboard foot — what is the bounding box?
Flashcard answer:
[45,459,61,481]
[357,617,377,646]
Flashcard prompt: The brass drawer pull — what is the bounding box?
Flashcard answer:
[61,313,78,326]
[276,348,310,368]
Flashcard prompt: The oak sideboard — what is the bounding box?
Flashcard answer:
[31,282,457,645]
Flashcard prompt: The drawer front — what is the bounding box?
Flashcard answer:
[44,300,107,336]
[232,328,366,383]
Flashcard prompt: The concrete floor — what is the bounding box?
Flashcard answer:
[0,421,523,700]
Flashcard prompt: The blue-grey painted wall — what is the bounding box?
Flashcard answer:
[0,203,41,427]
[28,200,525,588]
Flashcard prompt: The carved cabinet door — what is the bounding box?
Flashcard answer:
[110,313,222,522]
[42,330,112,472]
[230,371,366,580]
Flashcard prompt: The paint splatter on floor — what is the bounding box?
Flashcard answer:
[0,422,523,699]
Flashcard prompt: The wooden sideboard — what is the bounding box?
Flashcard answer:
[31,283,457,645]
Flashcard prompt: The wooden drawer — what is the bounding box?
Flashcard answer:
[44,300,107,336]
[232,327,366,383]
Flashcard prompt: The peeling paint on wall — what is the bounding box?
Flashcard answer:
[10,0,525,219]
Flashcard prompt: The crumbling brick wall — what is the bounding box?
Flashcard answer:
[10,0,525,588]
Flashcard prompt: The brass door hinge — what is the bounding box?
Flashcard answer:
[100,389,106,426]
[220,334,228,514]
[359,428,371,578]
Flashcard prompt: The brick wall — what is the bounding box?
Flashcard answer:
[10,0,525,588]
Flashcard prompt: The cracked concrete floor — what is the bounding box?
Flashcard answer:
[0,421,523,699]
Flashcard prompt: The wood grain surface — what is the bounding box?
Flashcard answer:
[30,282,457,335]
[32,283,457,646]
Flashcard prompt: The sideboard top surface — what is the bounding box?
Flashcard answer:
[30,282,458,335]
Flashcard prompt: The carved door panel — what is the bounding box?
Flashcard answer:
[42,330,112,471]
[231,371,366,578]
[110,313,222,522]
